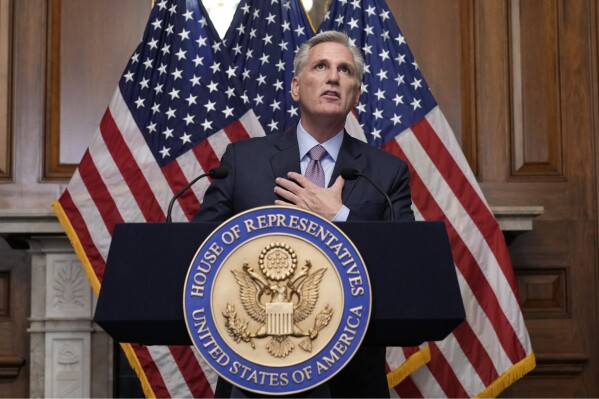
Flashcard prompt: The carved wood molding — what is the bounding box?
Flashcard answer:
[0,206,543,235]
[490,205,544,231]
[0,355,25,379]
[44,0,74,180]
[531,353,590,376]
[508,0,564,178]
[0,208,65,234]
[0,0,13,181]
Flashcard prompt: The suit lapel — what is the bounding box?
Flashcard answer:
[270,129,301,178]
[332,133,366,202]
[268,129,365,203]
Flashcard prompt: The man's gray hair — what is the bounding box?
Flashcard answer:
[293,30,365,83]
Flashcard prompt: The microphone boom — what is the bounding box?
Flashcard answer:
[166,167,228,223]
[340,168,395,221]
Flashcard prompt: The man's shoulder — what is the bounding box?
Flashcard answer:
[343,133,407,165]
[228,129,297,151]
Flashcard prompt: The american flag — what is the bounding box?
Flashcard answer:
[53,0,264,397]
[222,0,313,133]
[319,0,536,397]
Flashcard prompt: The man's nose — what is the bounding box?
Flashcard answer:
[326,69,340,84]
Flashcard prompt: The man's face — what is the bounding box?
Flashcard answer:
[291,42,361,125]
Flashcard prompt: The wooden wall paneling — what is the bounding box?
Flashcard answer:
[594,0,599,393]
[43,0,151,181]
[509,0,563,178]
[390,0,478,174]
[504,0,599,395]
[476,0,512,183]
[44,0,65,179]
[517,268,568,317]
[556,8,599,391]
[0,0,12,180]
[391,0,599,396]
[0,248,30,398]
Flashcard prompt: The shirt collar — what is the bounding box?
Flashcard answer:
[297,121,344,162]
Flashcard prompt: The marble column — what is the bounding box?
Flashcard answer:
[0,209,111,398]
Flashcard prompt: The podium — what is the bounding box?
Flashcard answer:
[94,221,465,347]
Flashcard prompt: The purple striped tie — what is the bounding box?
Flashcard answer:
[305,145,327,187]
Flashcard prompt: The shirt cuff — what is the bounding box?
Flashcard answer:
[332,205,350,222]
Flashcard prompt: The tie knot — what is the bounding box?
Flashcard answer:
[308,145,327,161]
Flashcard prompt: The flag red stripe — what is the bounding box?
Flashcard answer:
[192,140,221,175]
[169,346,214,399]
[410,118,519,294]
[131,344,171,398]
[384,139,526,364]
[99,110,165,222]
[452,321,499,386]
[58,190,107,282]
[393,370,424,398]
[77,151,124,235]
[224,118,252,142]
[161,160,200,221]
[402,346,421,358]
[427,343,469,398]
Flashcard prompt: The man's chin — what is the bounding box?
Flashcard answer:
[315,105,350,119]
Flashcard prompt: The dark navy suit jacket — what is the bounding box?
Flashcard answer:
[193,128,415,398]
[193,128,414,224]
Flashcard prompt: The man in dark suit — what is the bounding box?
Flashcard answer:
[193,30,414,398]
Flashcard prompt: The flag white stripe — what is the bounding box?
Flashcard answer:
[407,358,445,398]
[176,150,210,220]
[146,346,193,398]
[191,347,219,392]
[435,334,486,395]
[386,347,409,371]
[239,109,266,138]
[88,129,145,224]
[345,113,367,142]
[411,203,424,222]
[66,169,111,262]
[172,149,208,222]
[454,267,511,374]
[207,130,233,160]
[425,108,487,205]
[109,90,174,217]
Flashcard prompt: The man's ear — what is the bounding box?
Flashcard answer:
[291,76,300,101]
[354,85,361,106]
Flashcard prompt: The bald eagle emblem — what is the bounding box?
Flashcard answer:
[223,242,333,358]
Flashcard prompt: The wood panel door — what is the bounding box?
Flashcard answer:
[0,244,30,398]
[390,0,599,396]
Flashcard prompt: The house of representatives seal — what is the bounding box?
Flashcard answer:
[183,206,372,395]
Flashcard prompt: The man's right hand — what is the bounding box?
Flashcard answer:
[273,172,345,220]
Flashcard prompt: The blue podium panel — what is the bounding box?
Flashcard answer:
[94,221,464,347]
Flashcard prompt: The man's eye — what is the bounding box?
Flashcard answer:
[316,64,325,70]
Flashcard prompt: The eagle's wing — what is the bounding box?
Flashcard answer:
[294,268,327,322]
[231,270,266,323]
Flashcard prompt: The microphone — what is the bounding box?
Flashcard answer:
[340,168,395,221]
[166,167,228,223]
